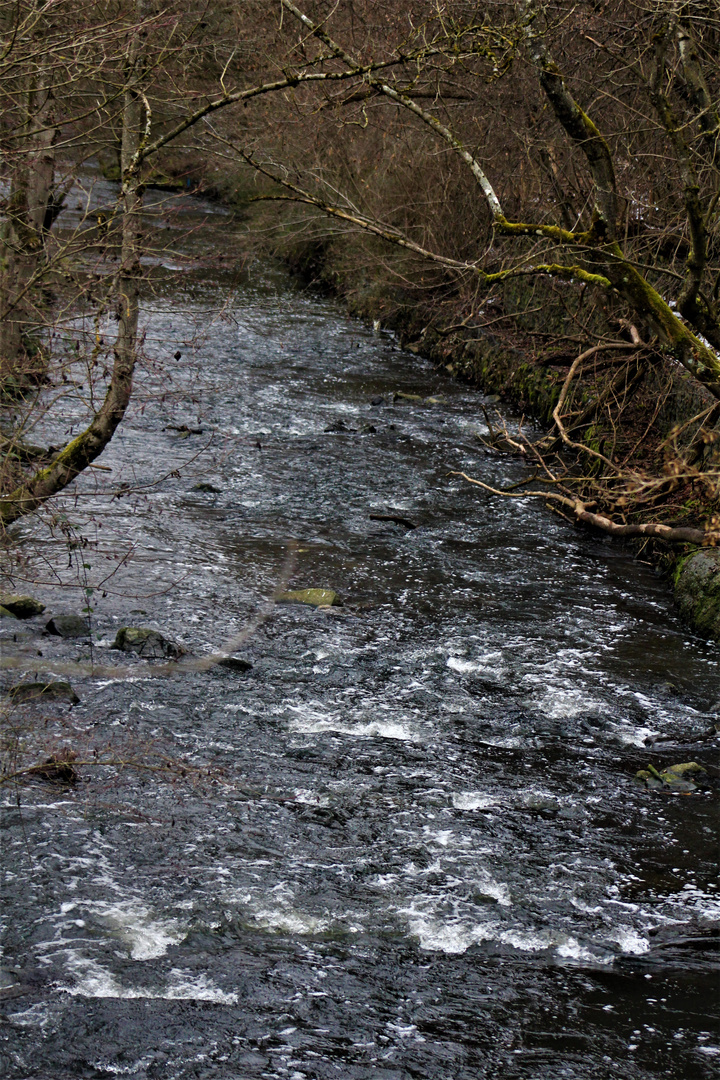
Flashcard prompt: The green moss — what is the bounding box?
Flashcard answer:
[673,548,720,639]
[277,588,340,607]
[671,552,693,587]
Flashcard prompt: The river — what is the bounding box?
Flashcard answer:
[1,179,719,1079]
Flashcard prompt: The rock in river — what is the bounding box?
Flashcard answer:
[393,391,424,403]
[112,626,186,659]
[0,594,45,618]
[277,589,340,607]
[635,761,708,792]
[217,656,253,672]
[7,681,80,705]
[46,615,90,638]
[0,605,18,619]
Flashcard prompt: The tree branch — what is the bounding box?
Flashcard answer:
[451,472,711,544]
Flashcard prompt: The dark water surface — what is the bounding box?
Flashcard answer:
[1,183,719,1079]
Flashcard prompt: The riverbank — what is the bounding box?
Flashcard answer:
[278,233,720,643]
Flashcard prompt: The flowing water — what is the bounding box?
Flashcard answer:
[1,181,719,1079]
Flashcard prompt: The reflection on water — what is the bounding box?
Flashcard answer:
[1,182,719,1079]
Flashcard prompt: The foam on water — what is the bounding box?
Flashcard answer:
[447,652,505,678]
[451,792,498,810]
[60,956,237,1002]
[85,901,185,960]
[287,704,418,741]
[530,686,607,719]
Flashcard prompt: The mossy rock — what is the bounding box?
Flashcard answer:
[145,172,184,191]
[635,761,708,792]
[673,549,720,640]
[46,615,91,638]
[664,761,706,777]
[112,627,186,659]
[7,681,79,705]
[393,391,424,402]
[97,156,121,182]
[277,589,340,607]
[0,594,45,618]
[0,605,18,619]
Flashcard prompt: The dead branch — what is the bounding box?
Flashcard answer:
[548,341,643,473]
[450,472,714,545]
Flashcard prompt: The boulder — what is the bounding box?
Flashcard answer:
[673,549,720,640]
[46,615,90,638]
[0,605,18,619]
[0,594,45,618]
[112,627,186,659]
[192,482,222,493]
[663,761,707,777]
[277,589,340,608]
[7,681,80,705]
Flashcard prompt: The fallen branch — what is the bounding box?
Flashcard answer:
[450,471,714,544]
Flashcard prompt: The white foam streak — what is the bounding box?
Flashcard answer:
[61,957,237,1003]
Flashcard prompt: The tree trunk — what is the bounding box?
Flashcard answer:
[0,58,57,384]
[0,15,147,525]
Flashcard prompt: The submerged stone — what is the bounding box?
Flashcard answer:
[217,656,253,672]
[277,589,340,608]
[113,626,186,659]
[46,615,90,638]
[7,681,79,705]
[192,482,222,493]
[0,594,45,618]
[393,391,424,402]
[324,419,352,433]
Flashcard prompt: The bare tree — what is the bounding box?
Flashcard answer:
[198,0,720,542]
[4,0,720,541]
[0,0,426,524]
